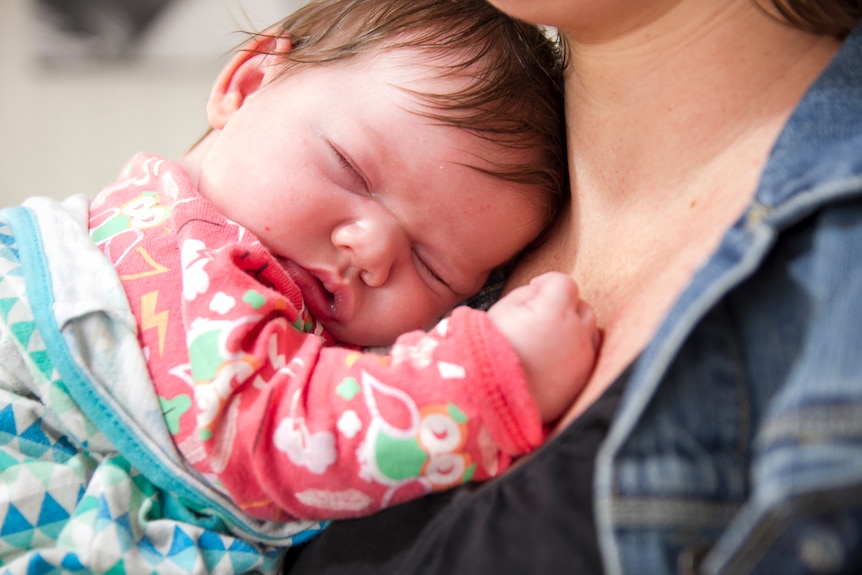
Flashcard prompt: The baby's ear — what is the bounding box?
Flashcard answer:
[206,33,293,129]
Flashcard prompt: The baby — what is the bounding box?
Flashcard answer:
[0,0,598,571]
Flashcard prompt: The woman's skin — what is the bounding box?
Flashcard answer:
[495,0,841,428]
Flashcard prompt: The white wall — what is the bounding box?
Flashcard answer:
[0,0,304,207]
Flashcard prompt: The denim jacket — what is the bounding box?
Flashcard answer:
[597,25,862,575]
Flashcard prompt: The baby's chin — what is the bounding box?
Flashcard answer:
[326,319,434,350]
[322,321,390,349]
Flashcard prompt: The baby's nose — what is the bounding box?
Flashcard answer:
[332,217,406,287]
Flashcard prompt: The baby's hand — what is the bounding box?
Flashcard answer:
[487,272,600,423]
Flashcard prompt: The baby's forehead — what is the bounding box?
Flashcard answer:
[352,42,487,85]
[294,36,561,244]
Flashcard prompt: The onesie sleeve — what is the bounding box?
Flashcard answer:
[173,204,544,523]
[235,307,544,522]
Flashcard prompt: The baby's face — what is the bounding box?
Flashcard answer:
[197,50,547,346]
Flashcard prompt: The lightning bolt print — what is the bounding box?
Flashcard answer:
[141,290,169,358]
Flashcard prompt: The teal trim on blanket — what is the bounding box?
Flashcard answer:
[0,205,324,545]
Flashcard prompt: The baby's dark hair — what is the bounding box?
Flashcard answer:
[248,0,568,240]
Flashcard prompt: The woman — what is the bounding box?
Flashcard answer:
[284,0,862,573]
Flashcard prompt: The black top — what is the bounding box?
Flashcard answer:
[282,374,625,575]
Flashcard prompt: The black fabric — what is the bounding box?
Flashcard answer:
[282,374,625,575]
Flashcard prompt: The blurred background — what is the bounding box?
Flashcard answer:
[0,0,306,206]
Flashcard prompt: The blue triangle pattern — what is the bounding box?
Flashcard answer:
[37,493,70,526]
[201,548,228,573]
[112,512,136,554]
[226,537,262,574]
[9,263,23,275]
[0,429,18,447]
[0,246,21,266]
[199,530,228,572]
[0,404,18,435]
[0,258,23,275]
[113,512,134,540]
[198,530,226,551]
[168,545,201,573]
[2,528,34,551]
[34,492,71,541]
[228,548,261,574]
[25,552,59,575]
[19,420,51,458]
[9,321,35,348]
[1,504,33,536]
[226,537,256,554]
[94,494,114,534]
[21,420,51,447]
[166,525,195,557]
[60,553,86,572]
[28,351,54,380]
[137,536,165,566]
[0,450,18,468]
[24,553,59,575]
[51,435,77,463]
[166,526,200,572]
[51,435,77,462]
[35,518,65,542]
[0,297,18,322]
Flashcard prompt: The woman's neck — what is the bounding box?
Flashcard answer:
[564,1,837,209]
[528,0,841,425]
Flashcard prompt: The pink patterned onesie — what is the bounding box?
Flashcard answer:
[89,153,544,522]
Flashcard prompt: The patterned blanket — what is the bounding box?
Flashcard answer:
[0,199,324,574]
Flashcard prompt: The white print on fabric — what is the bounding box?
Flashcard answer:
[274,391,338,474]
[355,371,473,507]
[337,410,363,438]
[181,238,211,301]
[437,361,466,379]
[209,291,236,314]
[391,334,439,369]
[124,194,167,229]
[295,488,373,513]
[209,397,241,474]
[195,358,254,428]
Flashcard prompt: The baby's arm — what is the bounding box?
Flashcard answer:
[189,289,546,521]
[487,271,600,423]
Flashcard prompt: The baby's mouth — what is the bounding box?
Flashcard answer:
[276,259,350,323]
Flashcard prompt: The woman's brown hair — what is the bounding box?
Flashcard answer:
[765,0,862,37]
